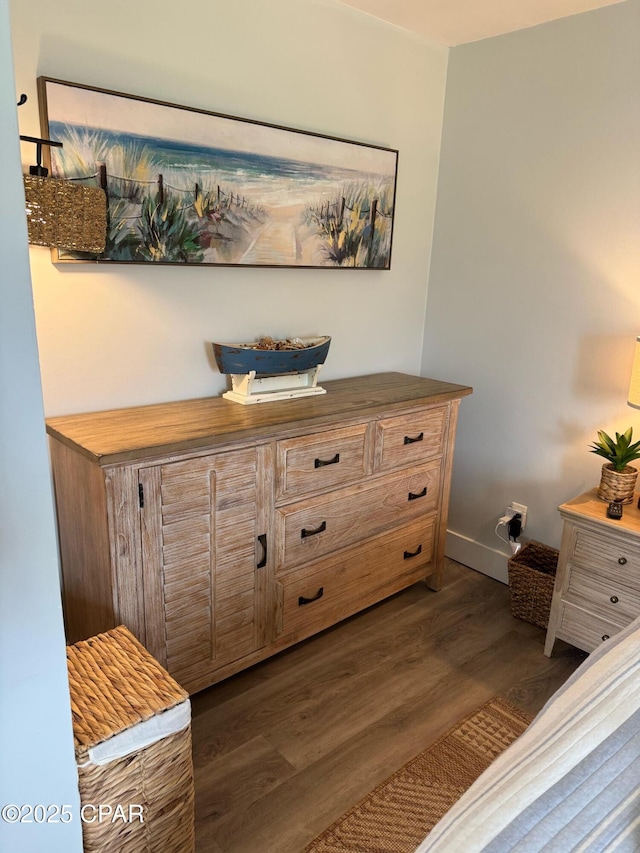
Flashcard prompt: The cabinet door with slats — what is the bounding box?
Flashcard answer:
[139,446,269,691]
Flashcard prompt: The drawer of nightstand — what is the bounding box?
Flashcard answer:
[276,424,370,501]
[565,565,640,623]
[374,407,447,473]
[275,460,440,572]
[277,516,436,642]
[571,528,640,590]
[556,601,629,653]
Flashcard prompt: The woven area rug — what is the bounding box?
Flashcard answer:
[304,696,532,853]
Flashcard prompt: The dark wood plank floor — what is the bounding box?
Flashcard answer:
[191,560,586,853]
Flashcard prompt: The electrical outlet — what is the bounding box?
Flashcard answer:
[506,502,527,529]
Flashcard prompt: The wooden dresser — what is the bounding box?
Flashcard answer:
[545,489,640,656]
[47,372,472,693]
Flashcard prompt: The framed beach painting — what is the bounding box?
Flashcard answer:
[37,78,398,269]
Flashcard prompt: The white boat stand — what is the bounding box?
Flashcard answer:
[222,364,326,405]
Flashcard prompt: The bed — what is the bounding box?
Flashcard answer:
[415,615,640,852]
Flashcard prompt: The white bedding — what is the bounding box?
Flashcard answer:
[415,616,640,852]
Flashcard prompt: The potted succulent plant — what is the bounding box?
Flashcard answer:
[590,427,640,504]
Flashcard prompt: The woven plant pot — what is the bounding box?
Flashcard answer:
[596,463,638,505]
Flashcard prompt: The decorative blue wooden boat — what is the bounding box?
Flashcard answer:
[212,336,331,376]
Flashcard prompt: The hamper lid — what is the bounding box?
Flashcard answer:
[67,625,188,755]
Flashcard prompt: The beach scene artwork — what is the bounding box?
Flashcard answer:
[38,78,398,268]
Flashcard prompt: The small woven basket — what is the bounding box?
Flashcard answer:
[596,463,638,505]
[507,541,558,630]
[67,626,194,853]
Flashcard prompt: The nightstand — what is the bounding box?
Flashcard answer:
[544,488,640,656]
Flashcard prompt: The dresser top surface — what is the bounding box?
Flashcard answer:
[560,488,640,537]
[46,372,472,466]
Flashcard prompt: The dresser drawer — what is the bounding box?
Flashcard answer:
[276,424,370,501]
[565,565,640,624]
[374,406,447,473]
[571,528,640,590]
[556,601,628,653]
[275,460,440,572]
[277,517,436,642]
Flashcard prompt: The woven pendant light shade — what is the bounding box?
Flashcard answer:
[23,175,107,253]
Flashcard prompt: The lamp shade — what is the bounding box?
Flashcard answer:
[628,336,640,409]
[23,175,107,253]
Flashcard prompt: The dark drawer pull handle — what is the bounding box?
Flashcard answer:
[408,487,427,501]
[610,595,619,604]
[301,521,327,538]
[618,557,627,565]
[602,634,610,642]
[299,587,324,606]
[404,544,423,560]
[257,534,267,569]
[315,453,340,468]
[404,432,424,445]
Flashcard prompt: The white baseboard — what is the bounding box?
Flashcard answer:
[445,529,510,584]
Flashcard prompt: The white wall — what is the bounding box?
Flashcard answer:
[0,1,83,849]
[9,0,448,416]
[423,0,640,580]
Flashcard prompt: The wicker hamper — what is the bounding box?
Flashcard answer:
[507,541,559,630]
[66,625,195,853]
